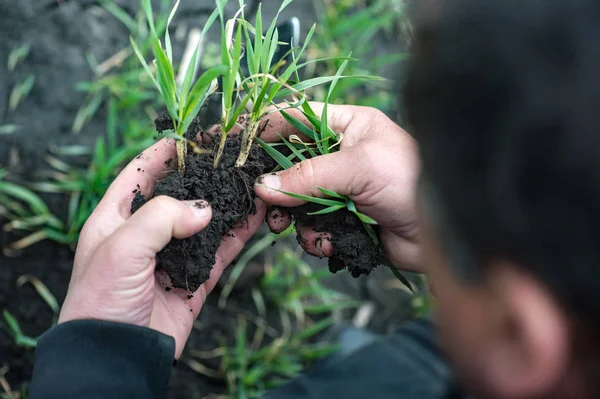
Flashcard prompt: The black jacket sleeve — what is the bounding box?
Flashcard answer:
[28,319,175,399]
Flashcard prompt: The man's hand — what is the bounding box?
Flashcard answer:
[59,139,266,358]
[255,104,423,272]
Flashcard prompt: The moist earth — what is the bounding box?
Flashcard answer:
[289,203,384,277]
[132,126,275,292]
[132,115,383,292]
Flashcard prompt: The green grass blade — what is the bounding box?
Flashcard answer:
[276,75,385,98]
[0,125,21,135]
[307,204,345,215]
[9,75,35,111]
[178,47,199,119]
[130,37,160,91]
[100,0,138,34]
[316,186,346,200]
[0,181,51,216]
[253,4,263,74]
[202,7,220,37]
[152,38,178,121]
[3,310,23,336]
[8,43,30,71]
[269,188,344,207]
[255,138,294,170]
[181,65,227,134]
[278,134,306,162]
[141,0,157,36]
[280,110,316,141]
[293,316,335,341]
[164,0,180,63]
[353,211,378,225]
[17,275,60,314]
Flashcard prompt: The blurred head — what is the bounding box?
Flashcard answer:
[404,0,600,398]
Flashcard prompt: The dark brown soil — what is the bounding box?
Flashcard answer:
[288,203,384,277]
[132,112,383,292]
[131,127,275,292]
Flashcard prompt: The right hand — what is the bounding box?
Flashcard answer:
[254,104,423,273]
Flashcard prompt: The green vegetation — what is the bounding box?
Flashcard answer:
[188,233,357,398]
[307,0,407,111]
[1,276,59,349]
[0,0,413,396]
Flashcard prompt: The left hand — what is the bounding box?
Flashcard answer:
[58,139,267,358]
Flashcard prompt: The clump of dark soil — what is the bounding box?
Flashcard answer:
[288,203,384,277]
[131,118,275,292]
[133,114,383,292]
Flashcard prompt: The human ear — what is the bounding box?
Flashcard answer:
[481,263,569,398]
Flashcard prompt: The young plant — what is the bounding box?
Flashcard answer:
[256,59,370,220]
[131,0,227,173]
[215,0,378,168]
[9,75,35,112]
[257,67,413,290]
[0,170,70,256]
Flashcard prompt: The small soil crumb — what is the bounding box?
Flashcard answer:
[165,158,173,167]
[132,131,274,292]
[131,191,146,214]
[289,203,383,277]
[165,287,172,292]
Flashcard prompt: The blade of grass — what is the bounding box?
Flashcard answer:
[268,188,344,207]
[316,186,346,200]
[164,0,180,63]
[130,37,160,91]
[306,204,345,215]
[255,139,294,170]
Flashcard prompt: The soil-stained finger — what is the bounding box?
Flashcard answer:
[296,225,334,258]
[266,206,292,233]
[106,138,178,219]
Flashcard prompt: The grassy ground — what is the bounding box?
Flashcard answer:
[0,1,420,397]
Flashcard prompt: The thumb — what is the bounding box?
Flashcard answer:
[255,151,363,206]
[59,196,212,326]
[89,196,212,282]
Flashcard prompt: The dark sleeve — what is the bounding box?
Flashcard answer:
[28,319,175,399]
[265,319,464,399]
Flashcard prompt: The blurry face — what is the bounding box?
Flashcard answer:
[418,189,505,399]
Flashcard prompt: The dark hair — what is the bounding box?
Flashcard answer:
[404,0,600,324]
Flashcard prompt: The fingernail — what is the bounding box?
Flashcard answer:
[258,173,281,193]
[188,200,210,217]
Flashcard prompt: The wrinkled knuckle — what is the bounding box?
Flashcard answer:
[297,158,317,189]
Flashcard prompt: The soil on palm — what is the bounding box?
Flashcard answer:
[132,123,274,292]
[288,203,384,277]
[132,114,382,292]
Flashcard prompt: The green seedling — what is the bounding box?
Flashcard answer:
[0,125,20,136]
[208,241,354,397]
[8,43,30,71]
[132,0,227,173]
[1,311,38,349]
[0,173,69,256]
[307,0,407,110]
[9,75,35,112]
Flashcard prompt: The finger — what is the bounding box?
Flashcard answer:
[258,103,369,144]
[105,138,178,219]
[296,225,333,257]
[255,150,367,207]
[75,139,177,267]
[84,197,211,281]
[266,206,292,233]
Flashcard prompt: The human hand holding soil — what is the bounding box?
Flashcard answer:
[58,139,267,358]
[255,104,423,273]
